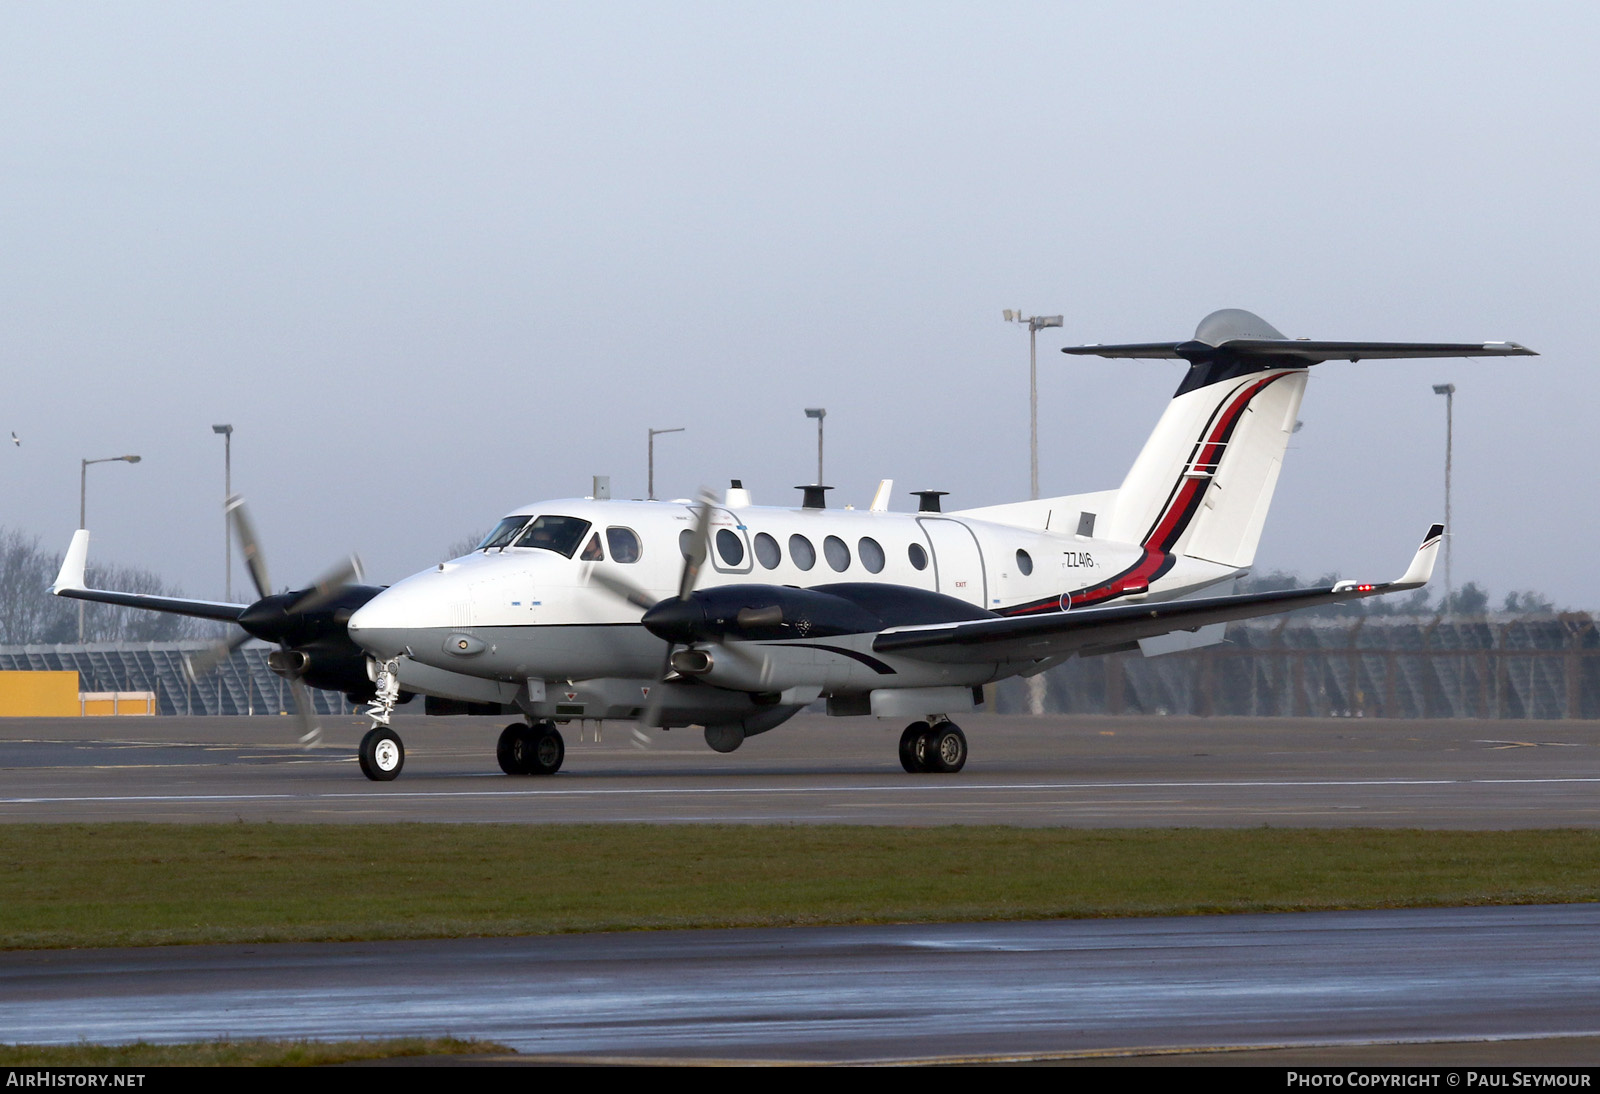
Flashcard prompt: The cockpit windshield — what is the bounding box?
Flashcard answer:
[513,515,593,557]
[478,516,532,551]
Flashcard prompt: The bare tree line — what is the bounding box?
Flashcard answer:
[0,527,205,644]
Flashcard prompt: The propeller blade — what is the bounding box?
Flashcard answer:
[289,676,322,747]
[639,643,675,729]
[634,490,718,729]
[677,489,715,602]
[183,628,253,682]
[284,554,365,615]
[587,567,658,611]
[226,495,272,601]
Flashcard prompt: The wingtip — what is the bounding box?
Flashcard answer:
[49,529,91,594]
[1391,522,1444,589]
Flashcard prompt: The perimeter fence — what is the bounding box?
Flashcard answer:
[4,613,1597,720]
[0,642,354,717]
[992,613,1600,720]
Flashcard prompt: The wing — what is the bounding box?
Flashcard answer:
[873,525,1442,665]
[49,530,248,624]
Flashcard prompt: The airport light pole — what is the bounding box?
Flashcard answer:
[805,407,826,485]
[1004,310,1063,500]
[1432,384,1455,608]
[78,454,142,642]
[647,427,684,501]
[212,424,233,601]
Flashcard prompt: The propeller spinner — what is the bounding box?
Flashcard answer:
[184,495,370,746]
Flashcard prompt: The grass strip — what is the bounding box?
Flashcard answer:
[0,1038,509,1067]
[2,823,1598,950]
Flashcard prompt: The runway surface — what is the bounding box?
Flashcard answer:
[3,905,1598,1063]
[0,712,1597,826]
[4,712,1599,1063]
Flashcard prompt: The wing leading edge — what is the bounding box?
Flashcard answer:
[873,524,1443,665]
[49,529,248,624]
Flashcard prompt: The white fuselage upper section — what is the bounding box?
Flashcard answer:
[347,496,1239,680]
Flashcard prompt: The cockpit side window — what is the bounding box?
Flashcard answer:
[514,515,593,557]
[580,533,604,561]
[606,527,643,563]
[479,516,532,550]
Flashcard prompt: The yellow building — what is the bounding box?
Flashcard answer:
[0,671,81,716]
[79,692,157,716]
[0,672,156,716]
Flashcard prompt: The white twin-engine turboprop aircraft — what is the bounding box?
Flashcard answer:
[52,309,1533,781]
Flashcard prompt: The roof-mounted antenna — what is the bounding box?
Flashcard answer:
[910,490,948,513]
[796,485,832,510]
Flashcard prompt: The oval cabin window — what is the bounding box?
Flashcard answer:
[858,537,885,573]
[824,535,851,572]
[754,532,782,569]
[716,528,745,567]
[789,534,816,571]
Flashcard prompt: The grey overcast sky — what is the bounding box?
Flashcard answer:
[2,2,1595,605]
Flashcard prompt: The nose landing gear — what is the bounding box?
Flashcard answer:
[358,726,405,781]
[358,659,407,782]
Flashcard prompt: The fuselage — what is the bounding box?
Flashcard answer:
[346,494,1239,689]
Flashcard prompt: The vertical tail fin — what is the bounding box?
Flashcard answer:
[1094,310,1307,568]
[1063,309,1533,571]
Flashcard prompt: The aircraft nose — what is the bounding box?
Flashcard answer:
[347,581,437,658]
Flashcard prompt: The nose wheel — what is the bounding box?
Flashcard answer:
[497,722,566,776]
[358,727,405,781]
[899,721,966,774]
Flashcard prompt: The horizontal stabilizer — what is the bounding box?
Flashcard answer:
[1063,339,1536,363]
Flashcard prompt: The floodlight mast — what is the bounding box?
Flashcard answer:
[804,408,826,486]
[1004,311,1063,499]
[647,427,684,501]
[1432,384,1455,605]
[78,453,142,642]
[212,425,233,600]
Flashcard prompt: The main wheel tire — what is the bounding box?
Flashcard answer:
[358,727,405,781]
[529,725,564,775]
[927,723,968,774]
[497,723,535,775]
[899,721,933,774]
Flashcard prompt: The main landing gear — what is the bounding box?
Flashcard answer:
[898,720,967,774]
[497,721,566,776]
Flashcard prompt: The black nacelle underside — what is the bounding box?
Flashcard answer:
[643,582,996,645]
[239,584,384,698]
